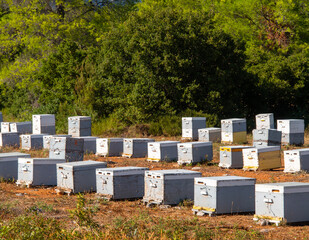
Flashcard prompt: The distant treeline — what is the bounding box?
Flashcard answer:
[0,0,308,134]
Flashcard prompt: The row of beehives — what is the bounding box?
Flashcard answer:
[183,113,305,146]
[1,153,307,227]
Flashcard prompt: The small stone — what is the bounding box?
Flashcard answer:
[260,229,270,233]
[192,167,201,170]
[159,205,171,209]
[16,193,24,197]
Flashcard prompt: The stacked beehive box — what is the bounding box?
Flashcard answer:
[0,132,20,147]
[177,142,213,165]
[219,146,253,169]
[68,116,91,137]
[252,129,282,147]
[32,114,55,135]
[122,138,155,158]
[193,176,255,216]
[16,158,66,187]
[254,182,309,225]
[198,127,221,142]
[277,119,304,145]
[96,138,123,157]
[243,146,281,171]
[147,141,180,162]
[10,122,32,134]
[182,117,206,140]
[49,136,84,162]
[221,118,247,143]
[256,113,274,129]
[74,136,97,154]
[43,135,72,150]
[284,149,309,173]
[0,152,30,180]
[20,134,46,150]
[143,169,201,205]
[96,167,148,200]
[1,122,10,133]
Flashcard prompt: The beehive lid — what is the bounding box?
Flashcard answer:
[178,142,212,147]
[96,166,149,176]
[74,136,98,140]
[221,118,246,123]
[198,127,221,132]
[220,145,253,151]
[254,146,281,152]
[149,141,180,147]
[256,182,309,193]
[182,117,206,120]
[57,160,107,171]
[145,169,201,180]
[256,113,273,117]
[19,158,66,165]
[195,176,256,186]
[69,116,91,120]
[124,138,155,142]
[0,152,30,160]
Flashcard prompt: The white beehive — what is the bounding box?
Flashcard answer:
[243,146,281,171]
[96,166,149,200]
[43,135,72,150]
[20,134,46,150]
[0,152,30,180]
[1,122,10,133]
[96,138,123,157]
[256,113,274,129]
[0,133,20,147]
[147,141,180,162]
[182,117,206,140]
[277,119,304,145]
[221,118,247,143]
[10,122,32,134]
[32,114,55,135]
[193,176,256,216]
[198,128,221,142]
[177,142,213,165]
[254,182,309,225]
[252,129,282,147]
[284,149,309,173]
[122,138,155,158]
[16,158,66,186]
[68,116,91,137]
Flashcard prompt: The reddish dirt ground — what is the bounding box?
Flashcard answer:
[1,135,309,239]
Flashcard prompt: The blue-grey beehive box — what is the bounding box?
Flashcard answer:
[219,145,253,169]
[256,113,275,130]
[56,160,107,194]
[193,176,255,216]
[0,152,30,180]
[253,129,282,147]
[198,128,221,142]
[254,182,309,225]
[284,148,309,173]
[10,122,32,134]
[182,117,206,140]
[32,114,55,135]
[49,136,84,162]
[96,138,123,157]
[143,169,202,205]
[277,119,304,145]
[20,134,47,150]
[0,112,2,123]
[73,136,97,154]
[177,142,213,165]
[0,132,20,147]
[221,118,247,143]
[68,116,91,137]
[96,166,149,200]
[147,141,180,162]
[122,138,155,158]
[16,158,66,187]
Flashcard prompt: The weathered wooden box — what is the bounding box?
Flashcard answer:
[147,141,180,162]
[122,138,155,158]
[277,119,304,145]
[256,113,274,130]
[68,116,91,137]
[96,167,149,199]
[96,138,123,157]
[254,182,309,225]
[193,176,255,216]
[182,117,206,140]
[0,152,30,180]
[198,128,221,142]
[32,114,55,135]
[17,158,66,186]
[56,160,107,194]
[252,129,282,147]
[219,145,253,169]
[177,142,213,165]
[243,146,281,171]
[221,118,247,143]
[143,169,202,205]
[20,134,46,150]
[0,133,20,147]
[284,149,309,173]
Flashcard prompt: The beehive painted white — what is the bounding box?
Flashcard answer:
[43,135,72,150]
[122,138,155,158]
[96,138,123,157]
[1,122,10,133]
[17,158,66,186]
[143,169,202,205]
[0,152,30,180]
[56,160,107,194]
[221,118,247,143]
[277,119,304,145]
[219,145,253,169]
[254,182,309,225]
[10,122,32,134]
[252,129,281,147]
[177,142,213,165]
[68,116,91,137]
[147,141,180,162]
[96,167,149,199]
[193,176,255,216]
[243,146,281,171]
[32,114,55,135]
[198,128,221,142]
[255,113,274,130]
[182,117,206,140]
[284,149,309,173]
